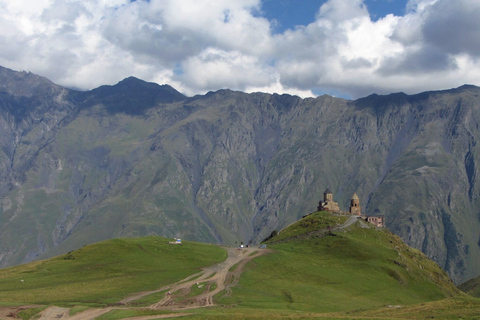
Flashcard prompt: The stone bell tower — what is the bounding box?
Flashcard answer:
[349,193,361,215]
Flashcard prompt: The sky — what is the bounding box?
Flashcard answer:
[0,0,479,99]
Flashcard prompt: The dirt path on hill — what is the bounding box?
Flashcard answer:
[3,246,270,320]
[0,305,42,320]
[117,246,266,307]
[34,306,189,320]
[36,306,70,319]
[149,246,268,310]
[337,215,361,230]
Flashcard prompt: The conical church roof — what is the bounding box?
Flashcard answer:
[324,188,332,194]
[351,193,359,200]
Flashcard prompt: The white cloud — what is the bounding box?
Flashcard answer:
[272,0,480,97]
[0,0,479,99]
[175,48,275,94]
[422,0,480,57]
[406,0,438,14]
[246,79,316,98]
[317,0,369,23]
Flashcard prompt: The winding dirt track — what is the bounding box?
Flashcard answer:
[149,246,267,310]
[2,246,269,320]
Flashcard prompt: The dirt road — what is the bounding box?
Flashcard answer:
[9,246,269,320]
[149,246,267,309]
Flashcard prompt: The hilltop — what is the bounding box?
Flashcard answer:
[218,211,459,313]
[2,65,480,284]
[0,211,475,319]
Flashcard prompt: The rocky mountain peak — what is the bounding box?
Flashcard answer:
[84,77,186,115]
[0,66,60,98]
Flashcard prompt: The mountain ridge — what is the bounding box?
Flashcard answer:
[1,65,480,284]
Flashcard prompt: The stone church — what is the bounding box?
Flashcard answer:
[317,188,340,212]
[317,188,384,227]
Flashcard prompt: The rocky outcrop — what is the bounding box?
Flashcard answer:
[1,65,480,283]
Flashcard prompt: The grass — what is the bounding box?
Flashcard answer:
[187,283,208,298]
[95,309,173,320]
[217,219,458,314]
[0,236,226,306]
[459,275,480,297]
[18,306,47,320]
[186,296,480,319]
[1,211,475,319]
[268,211,348,243]
[184,308,322,319]
[229,262,240,272]
[348,295,480,319]
[124,290,168,307]
[68,305,91,316]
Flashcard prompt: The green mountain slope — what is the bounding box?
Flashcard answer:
[2,65,480,284]
[0,212,468,320]
[218,212,459,314]
[459,276,480,298]
[0,236,226,305]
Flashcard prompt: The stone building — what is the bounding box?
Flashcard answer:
[317,188,340,212]
[365,215,385,227]
[316,188,385,227]
[349,193,361,215]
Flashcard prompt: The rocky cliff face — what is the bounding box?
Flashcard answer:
[1,65,480,283]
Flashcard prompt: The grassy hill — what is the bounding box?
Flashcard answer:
[0,236,226,306]
[216,212,459,314]
[1,211,479,319]
[459,276,480,298]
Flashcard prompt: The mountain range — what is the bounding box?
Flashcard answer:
[1,65,480,284]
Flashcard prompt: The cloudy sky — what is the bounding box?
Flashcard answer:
[1,0,479,99]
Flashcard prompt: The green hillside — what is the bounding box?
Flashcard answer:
[459,276,480,298]
[217,212,459,314]
[0,236,226,306]
[1,211,478,320]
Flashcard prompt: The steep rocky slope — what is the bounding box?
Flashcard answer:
[1,65,480,283]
